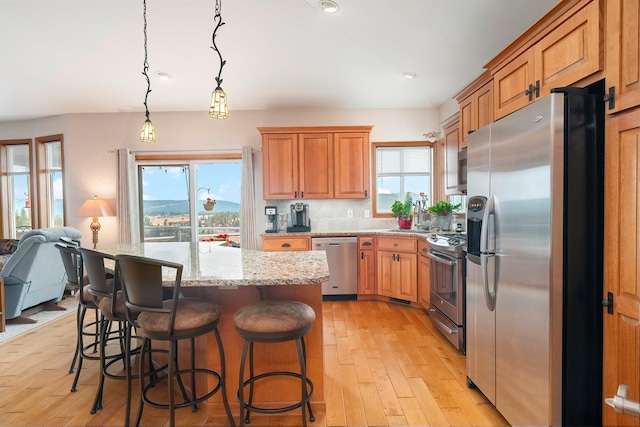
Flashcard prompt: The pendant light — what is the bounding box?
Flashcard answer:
[140,0,156,142]
[209,0,228,119]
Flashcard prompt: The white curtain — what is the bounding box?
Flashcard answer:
[240,146,258,250]
[117,148,140,244]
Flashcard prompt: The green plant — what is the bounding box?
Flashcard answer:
[427,200,461,216]
[391,192,413,217]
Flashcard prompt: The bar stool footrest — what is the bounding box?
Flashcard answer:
[239,371,314,415]
[141,368,223,410]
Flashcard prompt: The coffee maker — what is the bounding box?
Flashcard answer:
[265,206,278,233]
[287,203,311,232]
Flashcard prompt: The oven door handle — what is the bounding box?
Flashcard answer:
[427,251,456,265]
[428,309,455,334]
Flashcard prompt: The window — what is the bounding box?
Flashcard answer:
[1,142,32,238]
[138,157,241,243]
[373,142,434,216]
[36,137,64,227]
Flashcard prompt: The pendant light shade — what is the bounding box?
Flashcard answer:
[140,119,156,142]
[209,87,228,119]
[210,0,228,119]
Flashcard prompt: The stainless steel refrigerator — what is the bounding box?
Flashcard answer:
[465,88,603,426]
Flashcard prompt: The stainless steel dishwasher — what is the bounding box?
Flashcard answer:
[311,236,358,298]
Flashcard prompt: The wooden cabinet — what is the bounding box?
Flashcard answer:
[458,74,494,148]
[357,236,375,295]
[259,126,372,200]
[334,133,370,199]
[261,235,311,251]
[375,236,418,302]
[493,0,602,119]
[261,133,333,199]
[602,108,640,426]
[443,116,461,195]
[417,241,430,309]
[604,0,640,114]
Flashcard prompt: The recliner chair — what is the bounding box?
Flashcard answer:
[1,227,82,319]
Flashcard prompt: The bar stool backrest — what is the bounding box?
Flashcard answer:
[55,243,91,305]
[78,248,117,308]
[116,254,183,334]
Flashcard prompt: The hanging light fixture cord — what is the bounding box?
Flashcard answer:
[211,0,226,91]
[142,0,152,121]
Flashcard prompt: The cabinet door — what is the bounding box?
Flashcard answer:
[494,50,535,120]
[299,133,334,199]
[418,245,430,308]
[603,109,640,426]
[262,134,299,199]
[334,132,370,199]
[605,0,640,114]
[444,119,461,195]
[357,249,375,295]
[459,95,474,149]
[534,0,602,97]
[376,250,396,298]
[475,80,494,130]
[397,252,417,302]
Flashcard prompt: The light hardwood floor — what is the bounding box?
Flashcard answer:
[0,300,508,426]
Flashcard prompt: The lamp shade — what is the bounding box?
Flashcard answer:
[76,197,116,217]
[209,88,229,119]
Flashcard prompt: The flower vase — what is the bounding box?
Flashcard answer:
[397,214,412,229]
[434,215,453,231]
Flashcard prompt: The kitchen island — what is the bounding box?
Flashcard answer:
[99,242,329,418]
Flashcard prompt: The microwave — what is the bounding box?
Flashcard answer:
[458,147,467,194]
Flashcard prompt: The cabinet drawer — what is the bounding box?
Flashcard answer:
[262,236,310,251]
[377,236,417,252]
[358,236,375,250]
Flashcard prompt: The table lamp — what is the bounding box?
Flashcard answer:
[76,196,116,249]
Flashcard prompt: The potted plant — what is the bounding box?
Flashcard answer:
[427,200,461,230]
[391,193,413,229]
[203,197,216,211]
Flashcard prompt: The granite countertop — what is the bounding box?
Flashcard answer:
[99,242,329,287]
[263,228,447,239]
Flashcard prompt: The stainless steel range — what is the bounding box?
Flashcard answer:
[426,233,466,353]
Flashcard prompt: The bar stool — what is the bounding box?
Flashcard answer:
[78,247,139,421]
[233,298,316,427]
[55,243,101,392]
[116,254,235,427]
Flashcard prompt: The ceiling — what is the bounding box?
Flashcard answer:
[0,0,558,122]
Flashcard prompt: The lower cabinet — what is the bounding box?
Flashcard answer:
[417,241,430,309]
[357,236,376,295]
[261,235,311,251]
[375,236,418,302]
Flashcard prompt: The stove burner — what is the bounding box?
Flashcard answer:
[429,234,439,242]
[447,237,461,246]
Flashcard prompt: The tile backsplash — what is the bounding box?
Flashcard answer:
[265,199,397,231]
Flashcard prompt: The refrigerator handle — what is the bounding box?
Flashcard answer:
[480,195,495,254]
[481,253,496,311]
[606,384,640,418]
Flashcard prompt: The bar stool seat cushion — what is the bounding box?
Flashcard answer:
[97,285,126,321]
[80,285,98,309]
[137,298,221,336]
[234,300,315,334]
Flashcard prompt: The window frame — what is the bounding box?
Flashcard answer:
[135,152,242,243]
[35,134,65,228]
[371,141,438,218]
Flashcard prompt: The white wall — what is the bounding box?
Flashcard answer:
[0,107,439,247]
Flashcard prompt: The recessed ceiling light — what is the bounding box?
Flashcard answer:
[156,72,171,81]
[319,0,339,13]
[402,72,417,79]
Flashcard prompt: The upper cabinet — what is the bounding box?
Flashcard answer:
[259,126,372,200]
[492,0,603,119]
[457,72,494,147]
[442,115,461,196]
[604,0,640,114]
